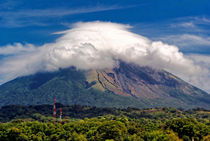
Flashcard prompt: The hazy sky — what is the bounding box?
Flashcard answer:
[0,0,210,93]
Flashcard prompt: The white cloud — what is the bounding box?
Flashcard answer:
[0,21,209,93]
[158,34,210,49]
[170,22,196,28]
[192,16,210,25]
[0,6,130,27]
[186,54,210,92]
[0,6,121,18]
[187,54,210,69]
[180,22,195,28]
[171,16,210,27]
[0,43,36,55]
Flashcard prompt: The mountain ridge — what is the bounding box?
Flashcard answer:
[0,61,209,109]
[86,61,208,97]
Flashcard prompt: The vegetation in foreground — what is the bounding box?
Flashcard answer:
[0,116,209,141]
[0,105,209,140]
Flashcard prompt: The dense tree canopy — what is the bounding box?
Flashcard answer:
[0,105,209,140]
[0,115,209,140]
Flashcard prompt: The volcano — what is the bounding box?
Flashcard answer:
[0,61,209,109]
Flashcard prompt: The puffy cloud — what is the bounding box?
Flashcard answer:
[0,43,36,55]
[185,54,210,92]
[0,21,209,93]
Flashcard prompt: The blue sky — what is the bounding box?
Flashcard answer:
[0,0,210,51]
[0,0,210,92]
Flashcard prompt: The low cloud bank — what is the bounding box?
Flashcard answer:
[0,21,209,93]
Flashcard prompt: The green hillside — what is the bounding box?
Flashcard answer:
[0,67,150,108]
[0,63,209,109]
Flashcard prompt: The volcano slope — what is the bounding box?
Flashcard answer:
[0,61,209,109]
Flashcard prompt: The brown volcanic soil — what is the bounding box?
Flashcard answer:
[86,61,208,100]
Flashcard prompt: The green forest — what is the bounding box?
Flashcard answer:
[0,105,209,140]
